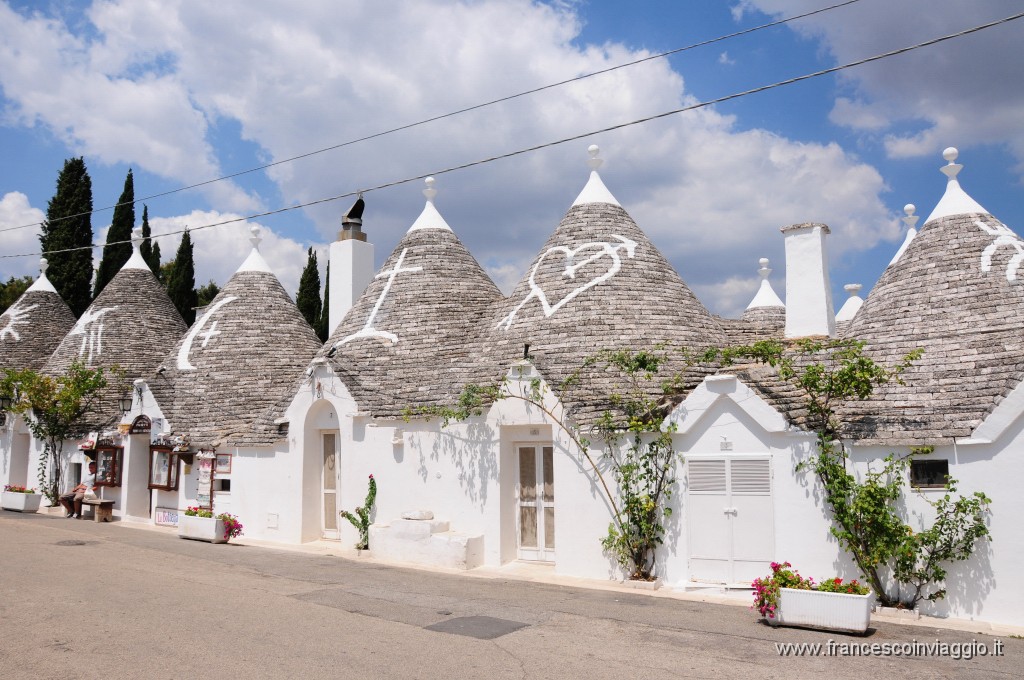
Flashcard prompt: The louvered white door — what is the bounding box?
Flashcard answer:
[687,456,773,584]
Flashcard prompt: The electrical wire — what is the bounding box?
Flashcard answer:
[0,0,864,234]
[3,10,1021,261]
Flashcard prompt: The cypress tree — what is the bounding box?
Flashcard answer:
[166,230,197,325]
[139,204,161,276]
[315,261,330,342]
[296,247,322,331]
[93,169,135,298]
[40,157,94,317]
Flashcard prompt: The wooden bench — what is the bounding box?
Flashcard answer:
[80,498,115,523]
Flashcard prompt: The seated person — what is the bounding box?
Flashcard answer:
[59,460,98,518]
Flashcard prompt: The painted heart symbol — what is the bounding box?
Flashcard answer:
[500,234,637,329]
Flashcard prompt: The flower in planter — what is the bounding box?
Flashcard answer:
[3,484,37,494]
[217,513,244,540]
[184,506,213,518]
[752,562,870,619]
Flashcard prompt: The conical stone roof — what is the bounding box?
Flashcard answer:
[151,228,322,447]
[0,259,76,371]
[476,147,725,425]
[323,178,503,416]
[844,149,1024,444]
[43,233,187,428]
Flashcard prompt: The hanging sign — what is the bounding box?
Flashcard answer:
[196,455,214,508]
[129,415,152,434]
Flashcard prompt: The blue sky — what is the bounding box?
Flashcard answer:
[1,0,1022,317]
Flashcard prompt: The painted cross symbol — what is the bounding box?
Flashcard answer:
[335,247,422,347]
[199,321,221,348]
[177,296,238,370]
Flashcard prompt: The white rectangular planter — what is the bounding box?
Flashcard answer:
[1,491,42,513]
[769,587,873,634]
[178,515,228,544]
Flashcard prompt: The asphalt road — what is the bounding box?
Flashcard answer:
[0,511,1018,679]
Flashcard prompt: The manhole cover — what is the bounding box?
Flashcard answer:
[424,616,529,640]
[55,540,93,547]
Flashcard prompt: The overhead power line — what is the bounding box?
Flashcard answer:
[3,10,1021,262]
[1,0,863,234]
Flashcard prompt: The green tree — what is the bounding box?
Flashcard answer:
[315,261,330,342]
[727,339,991,609]
[139,204,162,277]
[0,275,34,314]
[296,247,322,331]
[93,169,135,298]
[1,362,112,505]
[40,158,94,317]
[166,230,197,324]
[196,280,221,308]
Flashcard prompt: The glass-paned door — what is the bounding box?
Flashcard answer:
[517,444,554,562]
[322,433,338,539]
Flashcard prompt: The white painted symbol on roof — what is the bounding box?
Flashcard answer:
[335,247,422,347]
[177,296,239,370]
[0,302,38,342]
[69,306,116,364]
[976,219,1024,282]
[499,234,638,330]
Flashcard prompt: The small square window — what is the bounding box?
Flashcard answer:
[910,459,949,488]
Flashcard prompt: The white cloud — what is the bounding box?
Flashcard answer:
[0,0,907,316]
[147,211,320,298]
[0,192,46,279]
[718,51,736,66]
[742,0,1024,165]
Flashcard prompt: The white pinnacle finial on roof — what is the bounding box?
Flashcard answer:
[889,204,920,266]
[238,225,273,273]
[27,257,58,293]
[572,144,620,207]
[925,146,988,223]
[122,226,149,270]
[836,283,864,322]
[746,257,785,310]
[408,176,452,232]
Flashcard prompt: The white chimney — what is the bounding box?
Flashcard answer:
[781,222,835,338]
[328,198,374,336]
[835,283,863,323]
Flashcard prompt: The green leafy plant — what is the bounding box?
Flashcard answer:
[727,339,991,609]
[340,474,376,550]
[184,506,213,518]
[2,362,113,505]
[3,484,37,494]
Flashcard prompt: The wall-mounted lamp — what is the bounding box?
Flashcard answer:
[0,395,12,411]
[118,395,133,413]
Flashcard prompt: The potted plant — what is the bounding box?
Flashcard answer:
[178,506,244,543]
[753,561,873,634]
[2,484,43,513]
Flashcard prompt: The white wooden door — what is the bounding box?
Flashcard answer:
[322,433,339,540]
[516,444,555,562]
[687,456,773,584]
